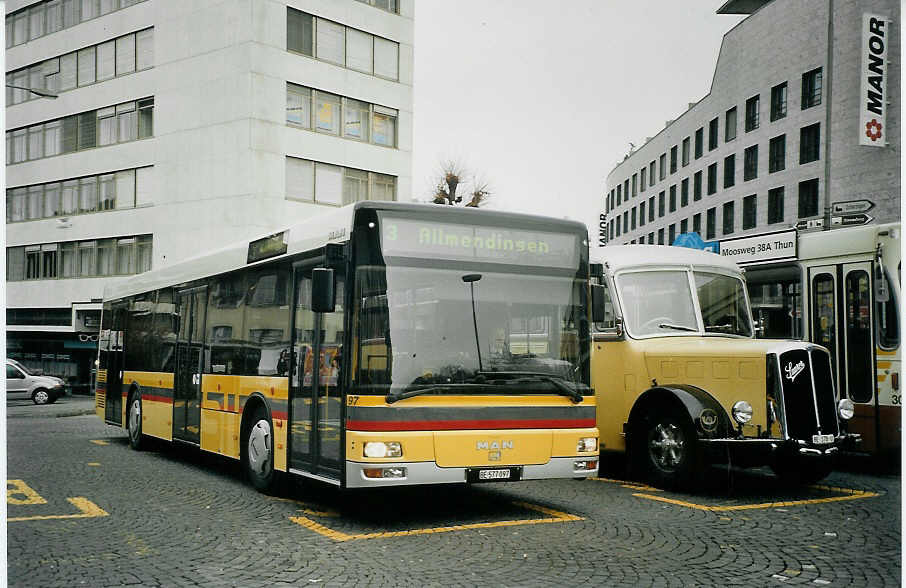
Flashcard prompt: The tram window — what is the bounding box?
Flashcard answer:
[877,269,899,350]
[812,274,837,377]
[845,271,873,402]
[747,278,801,339]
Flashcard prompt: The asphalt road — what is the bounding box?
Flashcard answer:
[6,409,902,587]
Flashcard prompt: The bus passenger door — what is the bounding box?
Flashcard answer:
[104,302,128,425]
[288,264,343,481]
[173,287,207,444]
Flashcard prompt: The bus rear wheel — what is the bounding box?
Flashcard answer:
[243,407,276,493]
[127,393,144,450]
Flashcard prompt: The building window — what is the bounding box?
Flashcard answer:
[723,201,735,235]
[669,185,677,212]
[693,171,702,201]
[659,154,666,180]
[670,146,678,174]
[287,83,398,148]
[353,0,400,14]
[287,8,399,82]
[723,154,735,188]
[624,180,629,202]
[623,211,628,233]
[798,178,819,218]
[647,231,654,244]
[679,138,689,168]
[658,228,665,245]
[708,118,718,150]
[743,194,757,230]
[800,123,820,164]
[632,173,637,197]
[7,235,151,281]
[680,218,688,234]
[658,191,665,217]
[768,187,784,224]
[681,178,689,207]
[631,207,637,230]
[286,156,396,205]
[743,145,758,181]
[769,135,786,173]
[640,168,647,192]
[707,163,717,195]
[6,98,153,165]
[6,0,149,49]
[802,67,822,109]
[745,95,760,132]
[648,196,655,222]
[693,213,701,234]
[615,216,621,237]
[694,127,703,159]
[706,208,716,239]
[771,82,788,121]
[6,28,153,106]
[649,161,656,186]
[668,224,676,245]
[640,201,646,226]
[725,107,737,142]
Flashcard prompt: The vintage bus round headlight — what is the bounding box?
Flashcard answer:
[732,401,753,425]
[838,398,855,420]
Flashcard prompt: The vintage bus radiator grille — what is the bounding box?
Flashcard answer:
[775,349,839,440]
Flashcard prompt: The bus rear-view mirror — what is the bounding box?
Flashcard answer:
[312,268,336,313]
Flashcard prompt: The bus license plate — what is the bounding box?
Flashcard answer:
[812,434,834,445]
[468,467,522,483]
[479,469,511,481]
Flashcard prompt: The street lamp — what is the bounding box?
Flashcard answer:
[5,84,58,99]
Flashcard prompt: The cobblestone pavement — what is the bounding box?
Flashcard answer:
[7,414,901,587]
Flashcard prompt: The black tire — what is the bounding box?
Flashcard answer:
[243,406,277,493]
[771,459,833,485]
[127,393,145,450]
[636,411,701,490]
[31,388,51,405]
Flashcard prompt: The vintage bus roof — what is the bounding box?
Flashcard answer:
[593,245,742,274]
[103,201,589,302]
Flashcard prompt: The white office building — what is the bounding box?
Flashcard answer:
[599,0,899,249]
[5,0,414,391]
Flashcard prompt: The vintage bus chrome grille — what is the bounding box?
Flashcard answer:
[774,348,838,440]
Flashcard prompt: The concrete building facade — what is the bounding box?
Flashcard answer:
[5,0,413,391]
[599,0,899,250]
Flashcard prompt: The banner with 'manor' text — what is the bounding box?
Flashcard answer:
[860,13,889,147]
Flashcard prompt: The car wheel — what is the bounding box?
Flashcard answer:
[243,406,276,493]
[128,393,145,450]
[639,411,701,490]
[32,388,50,405]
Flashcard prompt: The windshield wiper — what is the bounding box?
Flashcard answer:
[478,371,585,403]
[658,323,698,332]
[385,385,451,404]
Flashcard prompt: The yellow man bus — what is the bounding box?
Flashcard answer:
[745,223,901,458]
[95,202,599,491]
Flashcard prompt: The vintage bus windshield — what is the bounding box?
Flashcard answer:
[354,264,586,395]
[616,270,752,338]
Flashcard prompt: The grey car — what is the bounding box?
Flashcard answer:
[5,359,66,405]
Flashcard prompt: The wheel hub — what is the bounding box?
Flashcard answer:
[34,390,48,404]
[649,422,685,471]
[248,420,272,475]
[130,399,141,437]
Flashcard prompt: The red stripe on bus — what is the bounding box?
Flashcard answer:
[272,411,288,421]
[141,394,173,404]
[346,418,596,431]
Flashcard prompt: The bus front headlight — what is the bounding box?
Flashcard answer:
[837,398,855,420]
[732,401,753,425]
[576,437,598,453]
[363,441,402,458]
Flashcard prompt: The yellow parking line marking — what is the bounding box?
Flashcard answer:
[7,479,47,505]
[272,497,339,517]
[289,500,583,542]
[8,497,109,522]
[89,440,110,446]
[87,463,101,466]
[632,487,879,512]
[592,477,663,492]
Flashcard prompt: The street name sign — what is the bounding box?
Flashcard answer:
[718,229,797,266]
[831,213,873,227]
[831,200,875,214]
[794,218,825,231]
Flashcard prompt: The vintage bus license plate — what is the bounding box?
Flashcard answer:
[468,467,522,483]
[812,434,834,445]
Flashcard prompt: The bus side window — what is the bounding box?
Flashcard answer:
[877,269,899,350]
[593,281,618,334]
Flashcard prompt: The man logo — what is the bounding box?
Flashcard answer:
[476,441,514,451]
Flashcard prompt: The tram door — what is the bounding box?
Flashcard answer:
[288,263,344,481]
[173,287,207,444]
[809,262,876,448]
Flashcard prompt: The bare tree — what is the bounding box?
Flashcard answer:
[432,160,491,208]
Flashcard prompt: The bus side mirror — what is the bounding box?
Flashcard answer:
[312,268,336,313]
[591,284,606,323]
[875,266,890,303]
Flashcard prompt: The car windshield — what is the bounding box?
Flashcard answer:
[616,269,752,338]
[353,265,587,394]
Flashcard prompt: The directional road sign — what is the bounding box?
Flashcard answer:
[794,218,825,231]
[831,200,875,214]
[831,213,873,227]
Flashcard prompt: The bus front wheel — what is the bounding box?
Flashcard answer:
[243,407,276,493]
[127,393,144,450]
[637,410,701,490]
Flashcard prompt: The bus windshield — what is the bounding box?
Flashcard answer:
[616,269,752,338]
[353,264,586,395]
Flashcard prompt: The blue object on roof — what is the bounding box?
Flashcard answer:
[673,232,706,249]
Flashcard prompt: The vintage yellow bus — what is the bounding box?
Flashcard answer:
[745,223,901,458]
[590,246,859,488]
[95,202,599,491]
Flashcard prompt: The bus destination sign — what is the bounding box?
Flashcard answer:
[379,216,579,269]
[247,231,288,264]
